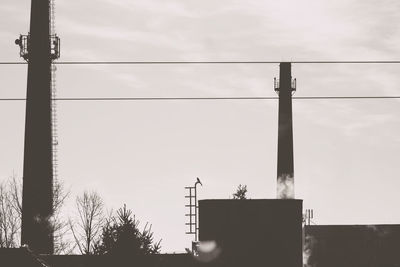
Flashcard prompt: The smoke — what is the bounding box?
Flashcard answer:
[303,235,316,267]
[195,240,222,263]
[34,213,54,233]
[277,174,294,199]
[366,225,391,238]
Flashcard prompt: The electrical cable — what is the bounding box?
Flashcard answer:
[2,60,400,65]
[1,96,400,101]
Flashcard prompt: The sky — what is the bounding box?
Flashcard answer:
[1,0,400,253]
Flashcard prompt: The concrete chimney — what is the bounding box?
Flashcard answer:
[20,0,54,254]
[275,62,295,199]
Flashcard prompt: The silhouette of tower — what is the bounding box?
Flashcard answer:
[274,62,296,199]
[16,0,60,254]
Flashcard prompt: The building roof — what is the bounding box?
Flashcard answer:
[0,247,50,267]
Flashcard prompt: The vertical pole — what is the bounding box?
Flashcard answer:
[277,62,295,199]
[21,0,54,254]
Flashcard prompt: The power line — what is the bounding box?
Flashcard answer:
[2,60,400,65]
[1,96,400,101]
[295,96,400,99]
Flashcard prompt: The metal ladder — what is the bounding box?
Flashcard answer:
[51,64,58,182]
[50,0,58,182]
[50,0,56,35]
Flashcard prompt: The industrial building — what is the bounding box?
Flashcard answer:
[304,225,400,267]
[199,199,303,267]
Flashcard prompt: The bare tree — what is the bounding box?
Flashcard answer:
[0,181,21,248]
[70,191,105,255]
[9,176,22,218]
[2,174,71,253]
[51,179,72,254]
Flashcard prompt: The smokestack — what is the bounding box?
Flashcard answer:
[275,62,296,199]
[19,0,54,254]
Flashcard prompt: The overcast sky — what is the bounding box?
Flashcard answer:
[1,0,400,253]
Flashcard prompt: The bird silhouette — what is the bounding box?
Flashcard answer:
[196,177,202,186]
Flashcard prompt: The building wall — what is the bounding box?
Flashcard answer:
[304,224,400,267]
[41,253,200,267]
[199,199,303,267]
